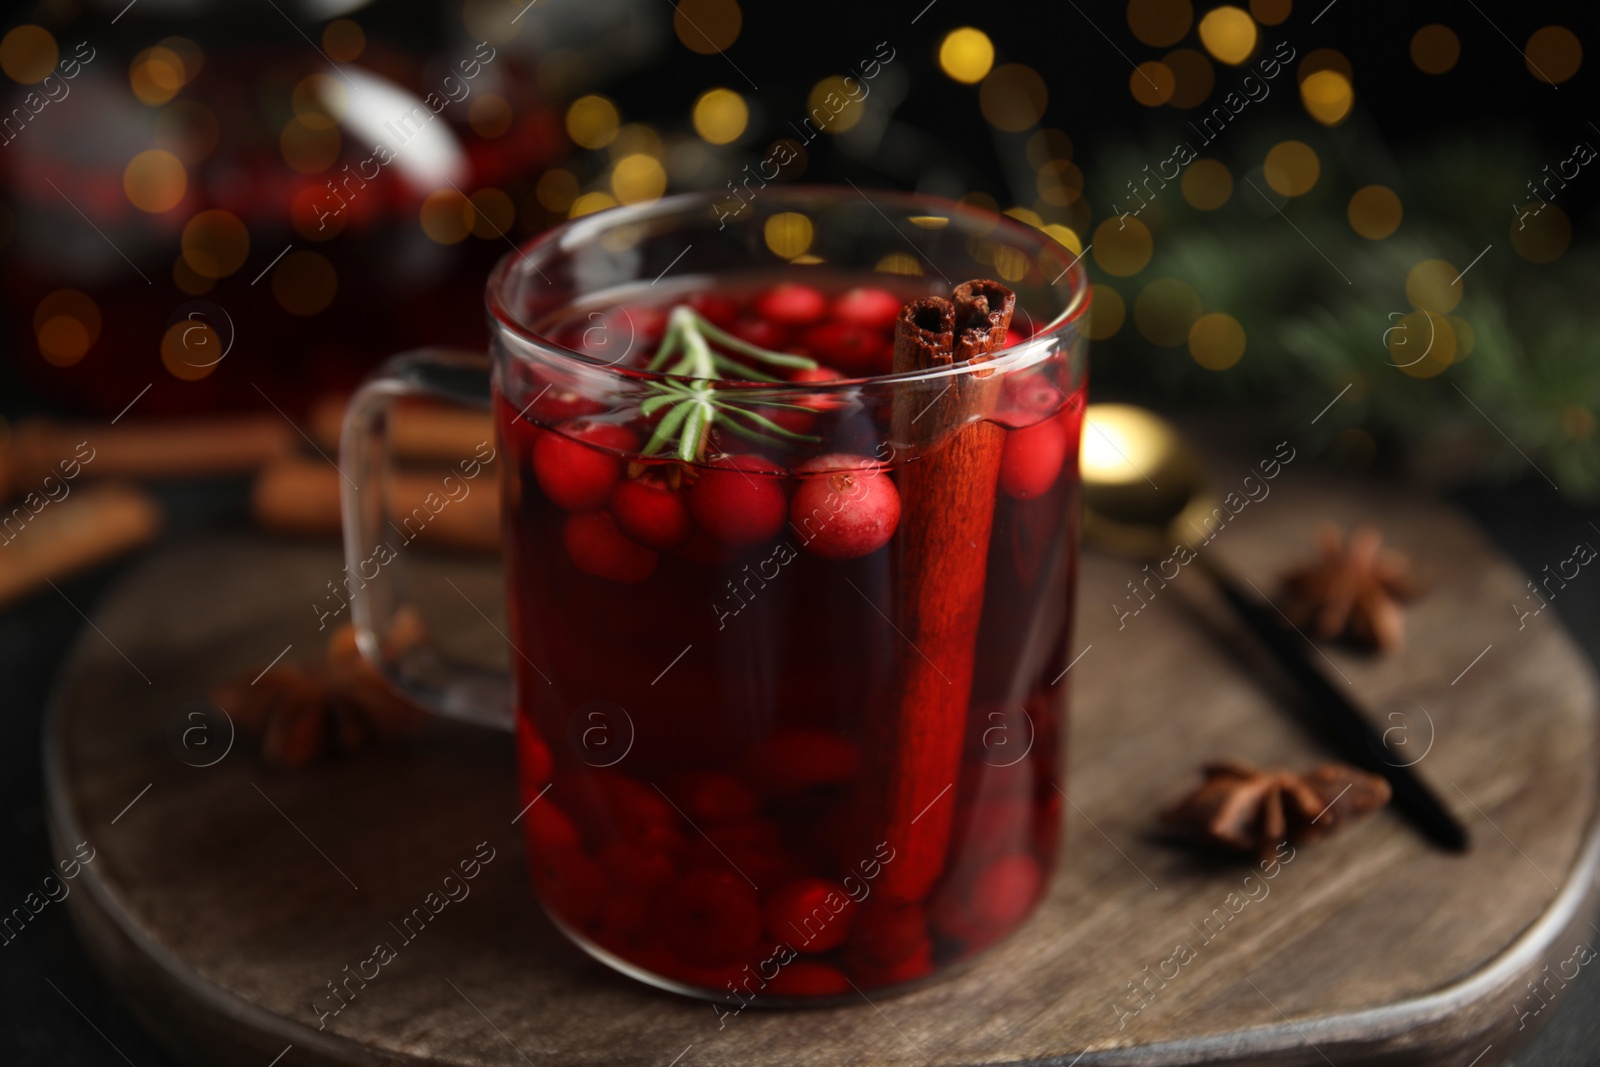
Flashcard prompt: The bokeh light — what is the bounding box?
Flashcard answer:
[674,0,742,54]
[570,191,618,218]
[567,95,620,149]
[939,28,994,84]
[537,169,580,212]
[875,252,922,276]
[1164,48,1215,108]
[764,212,814,259]
[1093,216,1153,276]
[130,46,187,106]
[123,150,187,213]
[420,189,473,243]
[272,251,337,316]
[1036,160,1083,206]
[1198,6,1257,66]
[692,87,748,144]
[808,76,868,134]
[612,154,667,204]
[1263,140,1319,196]
[1410,24,1460,74]
[1525,26,1581,84]
[181,209,250,279]
[1130,62,1175,107]
[1128,0,1193,48]
[1188,312,1246,369]
[1348,185,1402,239]
[1134,279,1203,346]
[1182,159,1233,209]
[1085,284,1125,340]
[979,64,1048,132]
[280,117,340,173]
[1405,259,1462,314]
[1389,312,1456,378]
[1298,48,1351,84]
[0,25,58,84]
[1511,204,1571,263]
[323,19,365,62]
[1250,0,1291,25]
[470,94,513,138]
[34,290,100,368]
[160,319,219,382]
[1300,69,1353,125]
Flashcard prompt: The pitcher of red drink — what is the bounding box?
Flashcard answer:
[340,187,1089,1004]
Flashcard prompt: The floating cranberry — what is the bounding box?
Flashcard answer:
[523,801,582,853]
[968,853,1042,931]
[689,454,787,548]
[998,417,1068,500]
[832,286,903,331]
[768,962,851,996]
[564,511,658,583]
[516,713,553,788]
[790,454,901,560]
[674,772,760,824]
[529,386,607,423]
[533,420,636,510]
[598,839,676,891]
[848,939,934,987]
[729,316,791,353]
[755,283,827,326]
[763,878,852,952]
[689,292,740,328]
[529,849,608,929]
[801,322,888,377]
[593,773,679,842]
[1003,372,1067,420]
[1004,328,1024,349]
[747,731,861,798]
[611,474,692,550]
[850,900,927,966]
[661,868,764,967]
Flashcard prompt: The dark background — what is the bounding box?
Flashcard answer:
[4,0,1600,1063]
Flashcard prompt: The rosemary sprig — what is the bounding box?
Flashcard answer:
[640,305,824,462]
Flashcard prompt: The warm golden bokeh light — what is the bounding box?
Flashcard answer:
[763,212,814,259]
[1134,279,1203,346]
[1188,312,1246,369]
[1036,160,1083,206]
[181,209,250,278]
[1263,140,1320,196]
[1041,223,1083,256]
[323,19,365,62]
[1164,48,1215,108]
[1198,6,1257,65]
[1511,204,1571,263]
[1130,61,1176,107]
[160,320,219,381]
[1182,159,1233,210]
[1526,26,1582,84]
[1390,312,1456,378]
[1249,0,1291,25]
[874,252,923,276]
[567,95,621,149]
[1405,259,1462,314]
[0,25,57,84]
[939,27,995,84]
[280,117,340,174]
[1128,0,1193,48]
[1348,185,1402,239]
[130,46,187,106]
[979,64,1048,132]
[420,190,473,244]
[537,169,580,212]
[1300,69,1353,125]
[808,76,868,134]
[674,0,742,54]
[470,94,513,138]
[611,154,667,204]
[124,150,187,213]
[35,289,100,367]
[569,191,618,218]
[1410,24,1460,74]
[1093,216,1154,276]
[1297,48,1352,84]
[692,87,748,144]
[1085,284,1125,340]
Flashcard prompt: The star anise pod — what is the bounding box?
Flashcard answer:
[1279,524,1418,652]
[209,610,429,768]
[1162,761,1391,858]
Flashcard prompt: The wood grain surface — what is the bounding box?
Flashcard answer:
[44,470,1600,1066]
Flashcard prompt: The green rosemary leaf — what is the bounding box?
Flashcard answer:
[692,313,820,369]
[710,353,782,382]
[714,402,821,442]
[642,401,692,456]
[678,396,713,462]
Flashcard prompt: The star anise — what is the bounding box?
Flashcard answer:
[1280,524,1418,652]
[1162,761,1391,858]
[209,611,429,768]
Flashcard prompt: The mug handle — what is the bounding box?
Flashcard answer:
[338,347,515,732]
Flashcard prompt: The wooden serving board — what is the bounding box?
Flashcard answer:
[45,471,1600,1067]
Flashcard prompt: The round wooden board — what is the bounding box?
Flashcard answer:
[45,470,1600,1067]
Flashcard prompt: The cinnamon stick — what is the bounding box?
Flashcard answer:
[872,281,1014,904]
[308,394,496,464]
[0,482,161,607]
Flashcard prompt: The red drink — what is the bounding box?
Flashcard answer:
[496,277,1083,1002]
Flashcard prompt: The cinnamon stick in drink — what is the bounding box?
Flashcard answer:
[873,281,1014,904]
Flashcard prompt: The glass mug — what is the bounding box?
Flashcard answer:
[340,187,1089,1004]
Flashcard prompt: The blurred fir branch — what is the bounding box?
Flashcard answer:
[1085,124,1600,500]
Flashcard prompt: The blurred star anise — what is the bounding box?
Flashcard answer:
[1162,761,1391,858]
[1280,525,1418,652]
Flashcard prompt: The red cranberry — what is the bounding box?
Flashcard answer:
[598,839,676,891]
[831,286,903,331]
[523,801,582,853]
[767,366,845,436]
[848,939,934,987]
[768,962,850,996]
[850,900,927,966]
[661,869,764,967]
[529,849,608,928]
[998,417,1068,500]
[595,773,680,842]
[800,322,888,377]
[688,292,740,328]
[967,853,1042,930]
[1004,328,1024,348]
[747,731,861,797]
[764,878,852,952]
[755,283,827,326]
[673,772,760,824]
[564,511,658,583]
[533,420,636,511]
[529,386,606,423]
[515,713,553,788]
[1003,372,1068,420]
[611,473,692,550]
[729,316,791,353]
[689,454,787,548]
[790,454,901,560]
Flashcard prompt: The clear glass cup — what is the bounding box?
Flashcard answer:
[341,186,1089,1005]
